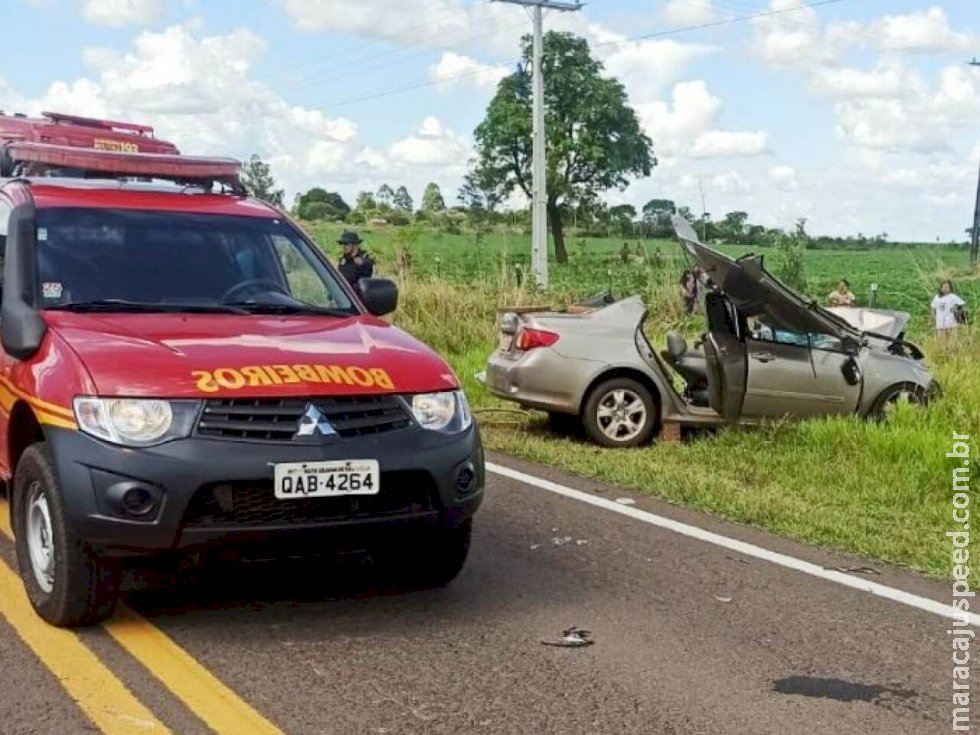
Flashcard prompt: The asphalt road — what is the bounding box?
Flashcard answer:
[0,453,963,734]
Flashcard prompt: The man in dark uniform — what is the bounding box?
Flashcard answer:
[336,231,374,292]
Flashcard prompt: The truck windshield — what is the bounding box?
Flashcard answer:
[33,208,356,315]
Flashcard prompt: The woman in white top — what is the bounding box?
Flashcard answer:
[930,280,966,336]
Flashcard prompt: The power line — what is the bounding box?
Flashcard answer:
[179,0,849,146]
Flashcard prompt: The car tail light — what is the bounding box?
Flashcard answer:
[517,327,559,351]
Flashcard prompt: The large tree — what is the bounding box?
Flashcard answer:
[295,187,350,221]
[470,31,654,263]
[420,182,446,214]
[241,154,284,207]
[393,185,414,212]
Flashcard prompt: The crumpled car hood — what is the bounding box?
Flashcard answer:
[825,306,910,339]
[672,215,862,342]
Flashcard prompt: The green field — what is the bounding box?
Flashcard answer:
[308,221,980,586]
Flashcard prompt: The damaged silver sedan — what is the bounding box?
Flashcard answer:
[483,216,937,448]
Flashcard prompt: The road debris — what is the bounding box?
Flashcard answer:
[530,544,541,550]
[541,627,594,648]
[714,596,734,603]
[552,536,573,546]
[829,565,882,576]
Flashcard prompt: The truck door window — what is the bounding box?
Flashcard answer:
[271,235,335,307]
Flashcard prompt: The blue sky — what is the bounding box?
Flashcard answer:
[2,0,979,241]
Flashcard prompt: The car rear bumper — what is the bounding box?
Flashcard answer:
[485,350,582,414]
[43,424,485,556]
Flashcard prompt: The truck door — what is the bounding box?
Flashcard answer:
[702,291,747,420]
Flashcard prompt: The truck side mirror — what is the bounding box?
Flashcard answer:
[1,212,46,360]
[357,277,398,317]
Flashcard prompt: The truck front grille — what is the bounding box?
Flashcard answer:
[195,396,412,442]
[181,471,438,528]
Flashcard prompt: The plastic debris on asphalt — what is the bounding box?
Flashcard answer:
[541,627,594,648]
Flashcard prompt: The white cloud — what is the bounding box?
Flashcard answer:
[769,165,798,191]
[79,0,164,27]
[830,64,980,151]
[865,6,976,54]
[807,62,909,100]
[662,0,717,26]
[751,0,847,69]
[388,116,472,170]
[430,52,509,93]
[638,81,769,160]
[691,131,768,158]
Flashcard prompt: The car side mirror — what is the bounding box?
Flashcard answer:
[841,355,862,386]
[357,277,398,316]
[1,213,46,360]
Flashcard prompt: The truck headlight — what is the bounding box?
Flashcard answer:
[410,391,472,433]
[73,397,200,447]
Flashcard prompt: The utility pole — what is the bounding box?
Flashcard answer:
[494,0,582,290]
[969,58,980,263]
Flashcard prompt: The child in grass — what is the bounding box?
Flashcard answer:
[931,279,966,338]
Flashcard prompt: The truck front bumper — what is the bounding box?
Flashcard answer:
[44,424,485,555]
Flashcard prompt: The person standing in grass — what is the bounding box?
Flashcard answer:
[931,279,966,338]
[337,231,374,292]
[828,279,856,307]
[680,269,697,314]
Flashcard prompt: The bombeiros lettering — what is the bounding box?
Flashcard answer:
[192,364,395,393]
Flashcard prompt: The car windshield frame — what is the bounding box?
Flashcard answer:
[30,206,359,316]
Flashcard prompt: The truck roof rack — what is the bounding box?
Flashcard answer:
[6,142,245,194]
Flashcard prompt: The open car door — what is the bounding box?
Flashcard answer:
[702,291,747,420]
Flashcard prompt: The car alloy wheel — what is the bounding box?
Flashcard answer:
[597,389,647,442]
[25,481,55,594]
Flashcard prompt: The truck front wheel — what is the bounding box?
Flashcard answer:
[12,444,120,627]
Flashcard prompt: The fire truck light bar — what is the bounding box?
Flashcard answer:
[6,142,242,187]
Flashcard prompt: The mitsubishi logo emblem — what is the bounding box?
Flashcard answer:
[296,404,336,437]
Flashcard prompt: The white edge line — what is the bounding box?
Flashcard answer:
[487,462,980,628]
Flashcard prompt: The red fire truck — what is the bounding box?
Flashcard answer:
[0,110,179,176]
[0,141,484,627]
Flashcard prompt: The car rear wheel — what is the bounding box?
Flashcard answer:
[582,377,658,448]
[869,383,926,421]
[12,444,121,627]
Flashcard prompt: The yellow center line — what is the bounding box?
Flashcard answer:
[0,496,283,735]
[0,537,171,734]
[104,607,283,735]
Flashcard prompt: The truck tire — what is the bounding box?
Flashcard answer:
[380,519,472,590]
[582,377,658,448]
[12,444,121,627]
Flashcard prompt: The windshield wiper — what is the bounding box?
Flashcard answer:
[47,299,250,315]
[222,301,356,317]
